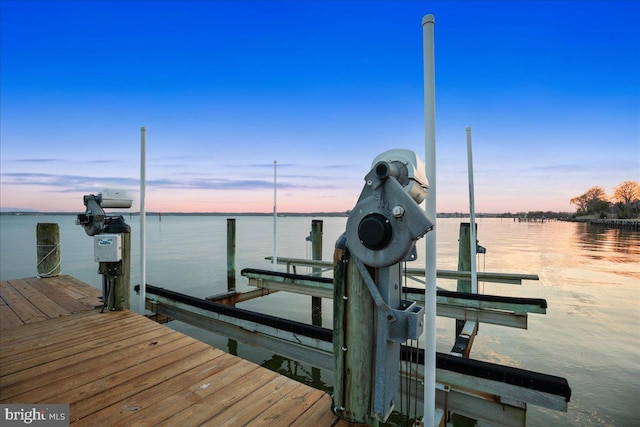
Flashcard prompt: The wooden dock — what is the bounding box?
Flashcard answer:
[1,276,353,426]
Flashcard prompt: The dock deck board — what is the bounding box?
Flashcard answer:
[0,276,354,426]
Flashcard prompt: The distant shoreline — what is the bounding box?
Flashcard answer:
[1,211,575,219]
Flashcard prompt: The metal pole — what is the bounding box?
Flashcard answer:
[422,13,437,427]
[140,126,147,314]
[466,127,478,293]
[273,160,277,271]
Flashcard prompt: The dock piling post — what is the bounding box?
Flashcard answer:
[36,223,61,277]
[227,218,236,292]
[116,231,131,310]
[333,241,375,425]
[311,220,323,326]
[456,223,472,335]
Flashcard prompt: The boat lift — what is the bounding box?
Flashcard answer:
[138,149,571,426]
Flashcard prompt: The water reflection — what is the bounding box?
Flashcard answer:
[574,223,640,257]
[260,353,331,393]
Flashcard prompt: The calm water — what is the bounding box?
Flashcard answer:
[1,215,638,426]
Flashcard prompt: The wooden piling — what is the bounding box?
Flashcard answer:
[311,220,323,327]
[227,218,236,292]
[36,223,61,277]
[333,242,375,425]
[456,223,473,335]
[117,231,131,310]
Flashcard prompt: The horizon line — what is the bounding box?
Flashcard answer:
[0,210,576,217]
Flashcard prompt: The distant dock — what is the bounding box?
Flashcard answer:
[588,218,640,231]
[0,275,350,426]
[559,218,640,231]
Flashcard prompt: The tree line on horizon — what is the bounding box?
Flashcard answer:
[570,180,640,219]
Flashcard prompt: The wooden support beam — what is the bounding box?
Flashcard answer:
[205,288,275,305]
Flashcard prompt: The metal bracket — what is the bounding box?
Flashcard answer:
[354,257,396,321]
[389,300,424,342]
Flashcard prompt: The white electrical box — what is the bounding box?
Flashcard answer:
[94,234,122,262]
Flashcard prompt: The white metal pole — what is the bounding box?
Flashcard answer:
[273,160,277,271]
[466,127,478,293]
[140,126,147,314]
[422,13,437,426]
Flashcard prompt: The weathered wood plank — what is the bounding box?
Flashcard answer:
[43,275,102,307]
[69,343,216,422]
[0,318,144,369]
[292,393,343,426]
[38,275,91,299]
[0,310,132,356]
[1,320,173,376]
[199,375,295,426]
[0,297,23,330]
[0,311,128,357]
[10,334,197,405]
[8,278,71,319]
[0,275,101,334]
[249,383,327,426]
[0,281,47,324]
[0,323,173,398]
[83,354,258,427]
[99,355,259,427]
[155,368,282,426]
[27,277,95,313]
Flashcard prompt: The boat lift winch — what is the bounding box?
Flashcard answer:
[334,149,434,423]
[76,189,133,311]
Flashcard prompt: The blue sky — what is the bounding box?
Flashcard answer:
[1,0,638,213]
